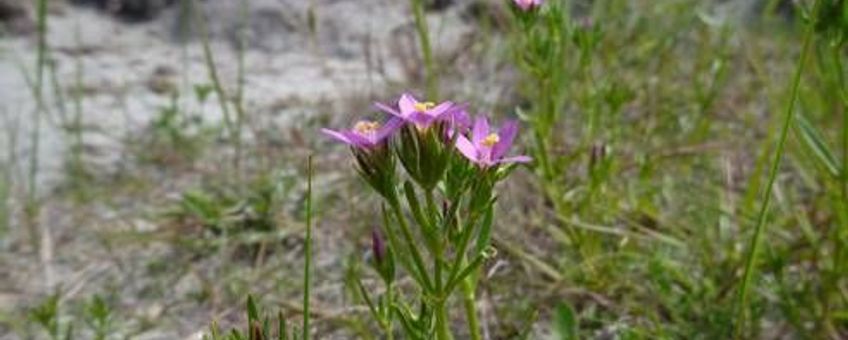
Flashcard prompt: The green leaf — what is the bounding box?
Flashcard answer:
[795,112,842,178]
[247,295,260,324]
[553,302,578,340]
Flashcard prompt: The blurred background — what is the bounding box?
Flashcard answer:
[3,0,846,339]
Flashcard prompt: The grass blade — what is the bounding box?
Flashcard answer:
[733,2,819,337]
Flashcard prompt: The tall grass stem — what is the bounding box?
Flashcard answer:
[733,3,818,336]
[302,155,314,340]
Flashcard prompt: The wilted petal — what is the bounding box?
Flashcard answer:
[371,229,386,264]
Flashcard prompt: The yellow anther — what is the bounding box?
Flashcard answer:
[354,121,380,134]
[413,101,435,112]
[482,133,500,147]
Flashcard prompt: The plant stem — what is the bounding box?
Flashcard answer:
[389,197,434,291]
[302,155,314,340]
[193,0,238,174]
[834,43,848,238]
[27,0,49,249]
[434,300,452,340]
[733,3,817,337]
[233,0,249,183]
[411,0,437,99]
[385,281,395,340]
[460,268,482,340]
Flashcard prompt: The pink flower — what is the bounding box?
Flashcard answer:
[321,118,404,148]
[513,0,542,11]
[455,116,531,167]
[375,93,457,128]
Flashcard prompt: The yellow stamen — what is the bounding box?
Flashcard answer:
[482,133,500,147]
[354,121,380,134]
[413,101,435,112]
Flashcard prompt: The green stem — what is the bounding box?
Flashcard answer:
[385,281,395,340]
[827,39,848,333]
[389,198,434,292]
[434,300,452,340]
[411,0,437,99]
[733,4,818,337]
[460,267,482,340]
[302,156,314,340]
[834,43,848,238]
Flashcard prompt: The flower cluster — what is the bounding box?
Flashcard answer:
[321,93,530,339]
[322,93,530,171]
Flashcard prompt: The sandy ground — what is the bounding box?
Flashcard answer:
[0,0,474,189]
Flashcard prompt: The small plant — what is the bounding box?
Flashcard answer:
[207,296,300,340]
[136,94,216,165]
[322,93,530,339]
[206,156,314,339]
[84,295,113,340]
[165,174,293,240]
[29,293,73,340]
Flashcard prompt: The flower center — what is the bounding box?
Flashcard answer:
[413,101,435,112]
[482,133,500,147]
[353,121,380,135]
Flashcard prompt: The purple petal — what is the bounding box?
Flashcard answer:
[376,117,405,140]
[375,102,402,117]
[410,111,436,126]
[513,0,531,10]
[455,135,480,163]
[446,107,471,133]
[492,120,518,160]
[496,155,532,164]
[398,93,418,116]
[341,130,374,148]
[428,101,454,118]
[471,116,490,146]
[321,128,354,145]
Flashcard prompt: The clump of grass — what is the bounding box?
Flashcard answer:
[206,156,314,339]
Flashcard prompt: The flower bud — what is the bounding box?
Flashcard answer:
[370,228,395,284]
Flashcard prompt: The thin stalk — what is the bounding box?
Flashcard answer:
[233,0,249,180]
[460,265,482,340]
[829,40,848,333]
[27,0,49,248]
[192,0,237,170]
[834,44,848,230]
[733,6,818,337]
[385,281,395,340]
[388,197,434,291]
[70,15,85,193]
[302,155,314,340]
[410,0,437,99]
